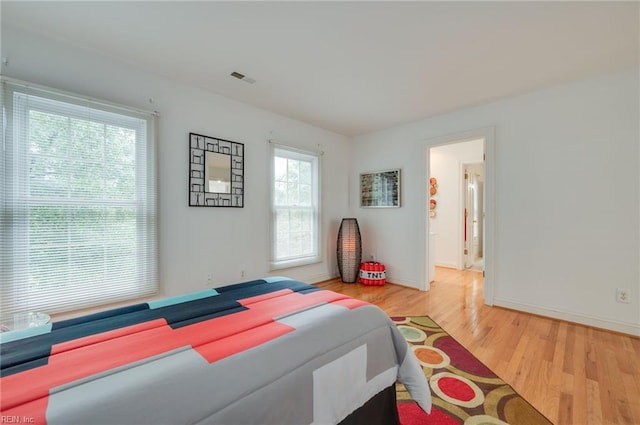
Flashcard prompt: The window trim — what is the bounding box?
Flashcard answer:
[269,143,322,270]
[1,78,158,315]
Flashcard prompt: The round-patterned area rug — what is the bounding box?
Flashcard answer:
[393,316,553,425]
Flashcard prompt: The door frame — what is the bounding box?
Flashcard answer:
[422,126,495,306]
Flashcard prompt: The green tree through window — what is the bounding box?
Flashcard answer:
[271,146,320,269]
[1,82,158,315]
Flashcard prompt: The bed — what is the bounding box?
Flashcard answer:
[0,277,431,425]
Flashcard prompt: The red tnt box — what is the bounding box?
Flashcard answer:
[359,262,386,286]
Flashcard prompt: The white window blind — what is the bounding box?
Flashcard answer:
[1,80,158,315]
[270,145,321,269]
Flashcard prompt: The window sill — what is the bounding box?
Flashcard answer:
[270,257,322,271]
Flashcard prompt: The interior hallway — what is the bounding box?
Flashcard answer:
[316,266,640,425]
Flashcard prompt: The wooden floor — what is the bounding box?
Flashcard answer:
[315,267,640,425]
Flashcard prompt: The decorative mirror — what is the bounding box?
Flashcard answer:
[189,132,244,207]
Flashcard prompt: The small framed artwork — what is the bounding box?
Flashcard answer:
[360,168,401,208]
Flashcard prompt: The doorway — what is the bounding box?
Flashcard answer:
[429,139,484,271]
[423,127,494,306]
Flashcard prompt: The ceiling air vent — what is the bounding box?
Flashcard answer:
[230,71,256,84]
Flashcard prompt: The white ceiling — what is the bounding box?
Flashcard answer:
[3,1,638,137]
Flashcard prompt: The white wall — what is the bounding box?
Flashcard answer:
[2,25,352,297]
[430,139,483,269]
[353,68,640,335]
[3,25,639,336]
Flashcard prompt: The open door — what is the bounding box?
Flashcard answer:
[463,163,484,271]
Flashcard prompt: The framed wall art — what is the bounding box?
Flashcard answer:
[360,168,401,208]
[189,132,244,207]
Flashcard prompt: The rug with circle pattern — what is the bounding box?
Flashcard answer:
[393,316,553,425]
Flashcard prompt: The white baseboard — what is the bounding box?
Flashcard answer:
[493,298,640,336]
[384,278,421,291]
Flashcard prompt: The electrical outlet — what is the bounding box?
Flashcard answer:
[616,288,630,304]
[240,270,245,279]
[207,273,213,286]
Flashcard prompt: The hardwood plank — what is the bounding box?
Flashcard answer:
[571,326,588,425]
[315,267,640,425]
[586,379,604,425]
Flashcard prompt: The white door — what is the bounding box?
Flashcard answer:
[463,163,484,270]
[464,163,484,270]
[464,167,475,268]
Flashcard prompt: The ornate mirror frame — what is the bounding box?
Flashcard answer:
[189,132,244,207]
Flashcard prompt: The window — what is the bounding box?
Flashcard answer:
[1,80,158,315]
[270,145,320,269]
